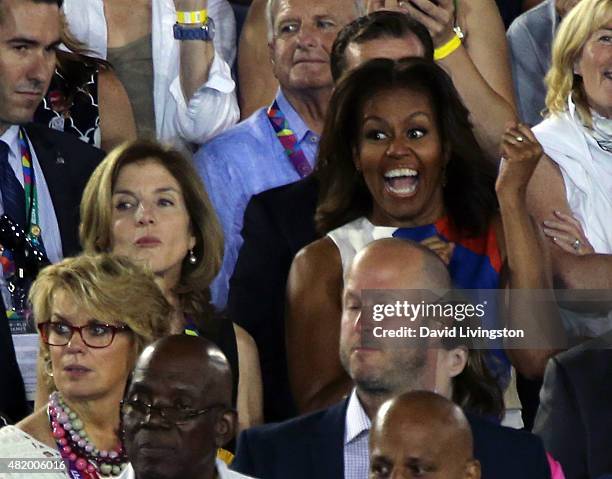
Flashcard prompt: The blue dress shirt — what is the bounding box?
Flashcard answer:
[507,0,558,126]
[195,90,319,309]
[344,389,371,479]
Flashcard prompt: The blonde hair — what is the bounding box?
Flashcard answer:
[545,0,612,124]
[30,253,172,390]
[79,140,224,318]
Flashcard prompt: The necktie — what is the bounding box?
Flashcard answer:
[0,141,26,228]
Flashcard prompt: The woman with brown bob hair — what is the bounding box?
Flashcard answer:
[73,141,261,430]
[286,58,563,421]
[2,254,170,478]
[79,140,223,319]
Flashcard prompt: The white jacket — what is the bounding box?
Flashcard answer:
[533,99,612,338]
[533,99,612,254]
[63,0,239,148]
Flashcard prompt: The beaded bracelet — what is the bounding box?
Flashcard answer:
[176,9,207,25]
[434,33,462,61]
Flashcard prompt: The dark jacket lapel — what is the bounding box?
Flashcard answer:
[311,398,348,478]
[24,125,79,256]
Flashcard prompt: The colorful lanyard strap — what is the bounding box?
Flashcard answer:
[1,130,44,284]
[17,128,43,248]
[267,100,313,178]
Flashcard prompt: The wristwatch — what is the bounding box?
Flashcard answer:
[173,17,215,41]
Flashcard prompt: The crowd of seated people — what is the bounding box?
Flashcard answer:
[0,0,610,478]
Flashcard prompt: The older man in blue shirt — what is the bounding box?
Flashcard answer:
[195,0,363,308]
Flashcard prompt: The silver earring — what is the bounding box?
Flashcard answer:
[188,249,197,265]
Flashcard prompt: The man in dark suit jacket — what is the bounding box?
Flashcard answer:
[534,332,612,479]
[0,0,104,421]
[0,131,102,422]
[22,123,104,256]
[233,399,550,479]
[232,239,552,479]
[227,10,434,422]
[227,176,318,421]
[0,293,27,424]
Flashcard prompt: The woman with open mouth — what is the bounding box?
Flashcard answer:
[285,57,563,427]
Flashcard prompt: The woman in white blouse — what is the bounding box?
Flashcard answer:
[62,0,239,150]
[527,0,612,337]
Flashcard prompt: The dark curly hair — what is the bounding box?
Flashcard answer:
[315,57,498,238]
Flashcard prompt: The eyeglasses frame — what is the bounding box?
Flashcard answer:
[120,397,227,425]
[37,320,131,349]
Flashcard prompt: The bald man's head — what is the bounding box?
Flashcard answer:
[350,238,451,291]
[340,239,455,399]
[134,335,233,406]
[123,335,237,479]
[370,391,480,479]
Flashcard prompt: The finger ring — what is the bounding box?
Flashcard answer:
[515,136,525,142]
[572,238,581,251]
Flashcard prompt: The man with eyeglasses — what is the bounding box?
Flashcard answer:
[122,335,257,479]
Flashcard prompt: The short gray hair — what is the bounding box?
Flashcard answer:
[266,0,365,42]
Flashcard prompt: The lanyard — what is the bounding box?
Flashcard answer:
[267,100,313,178]
[17,128,43,246]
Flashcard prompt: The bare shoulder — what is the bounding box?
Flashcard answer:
[288,237,343,308]
[292,237,342,276]
[233,323,257,351]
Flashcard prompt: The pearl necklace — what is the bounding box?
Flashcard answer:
[48,392,128,477]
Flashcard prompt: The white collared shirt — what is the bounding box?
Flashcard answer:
[62,0,239,149]
[344,389,371,479]
[0,125,63,264]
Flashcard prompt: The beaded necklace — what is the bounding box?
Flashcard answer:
[48,392,128,478]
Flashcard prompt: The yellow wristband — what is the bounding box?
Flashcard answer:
[176,9,207,25]
[434,34,462,61]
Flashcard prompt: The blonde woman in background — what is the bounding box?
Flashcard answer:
[527,0,612,338]
[0,254,171,478]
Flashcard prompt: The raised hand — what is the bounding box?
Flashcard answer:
[366,0,456,47]
[496,122,543,199]
[420,236,455,265]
